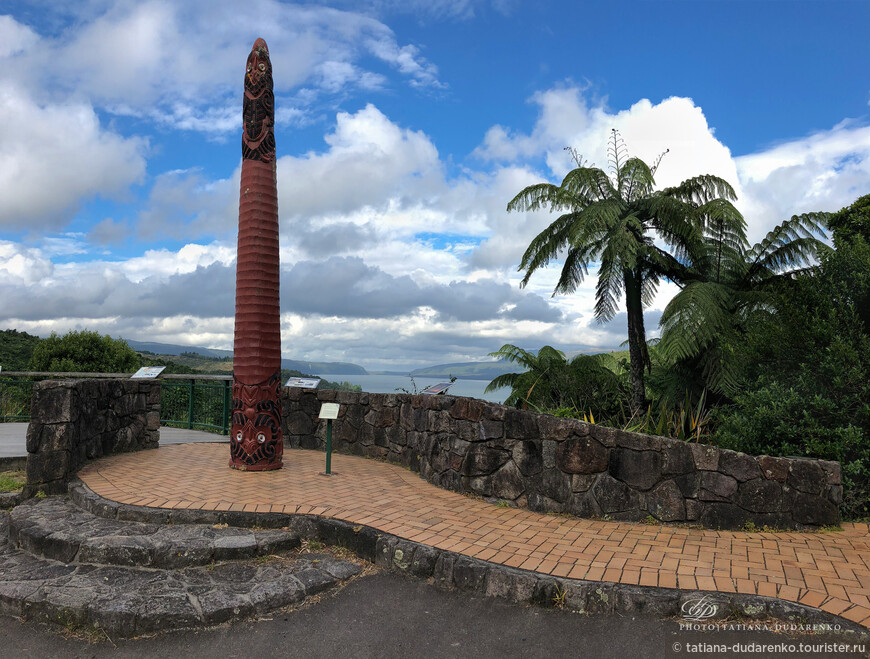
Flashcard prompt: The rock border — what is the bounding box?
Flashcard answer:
[68,479,866,634]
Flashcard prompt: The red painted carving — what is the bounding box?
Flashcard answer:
[231,38,283,470]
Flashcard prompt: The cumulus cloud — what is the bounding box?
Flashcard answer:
[0,85,147,231]
[735,120,870,241]
[7,0,443,135]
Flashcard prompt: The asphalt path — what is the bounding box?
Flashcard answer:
[2,573,867,659]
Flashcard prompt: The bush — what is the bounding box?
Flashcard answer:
[29,330,141,373]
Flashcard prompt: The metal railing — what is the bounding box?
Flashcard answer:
[0,372,233,434]
[159,375,232,434]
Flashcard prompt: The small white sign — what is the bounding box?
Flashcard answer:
[130,366,166,379]
[286,377,321,389]
[318,403,340,420]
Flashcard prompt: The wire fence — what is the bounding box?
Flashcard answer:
[0,373,232,434]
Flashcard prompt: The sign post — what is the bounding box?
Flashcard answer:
[318,403,340,475]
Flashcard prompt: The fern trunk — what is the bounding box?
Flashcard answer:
[624,270,648,413]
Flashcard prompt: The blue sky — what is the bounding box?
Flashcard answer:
[1,0,868,371]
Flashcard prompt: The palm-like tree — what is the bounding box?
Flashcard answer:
[657,212,830,397]
[484,343,626,416]
[508,130,742,412]
[484,344,569,408]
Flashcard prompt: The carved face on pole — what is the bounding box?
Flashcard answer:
[242,38,275,163]
[230,374,282,466]
[231,38,283,471]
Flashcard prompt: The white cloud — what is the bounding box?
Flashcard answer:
[0,85,147,231]
[735,120,870,241]
[9,0,444,131]
[0,14,38,58]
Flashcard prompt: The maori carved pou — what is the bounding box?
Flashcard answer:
[231,38,283,470]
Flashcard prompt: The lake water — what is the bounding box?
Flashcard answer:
[319,373,507,404]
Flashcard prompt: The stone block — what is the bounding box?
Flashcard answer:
[588,424,617,447]
[461,444,509,477]
[567,490,602,518]
[685,499,702,521]
[556,436,608,474]
[539,468,570,503]
[699,471,738,501]
[591,473,644,514]
[433,552,455,588]
[790,491,839,526]
[661,441,694,475]
[736,478,783,513]
[478,418,503,441]
[30,423,75,454]
[536,414,574,442]
[718,450,761,482]
[787,460,826,495]
[26,449,71,487]
[32,382,77,424]
[608,448,662,490]
[570,473,598,492]
[448,397,484,422]
[511,440,542,476]
[504,408,538,440]
[690,443,719,471]
[819,460,841,485]
[758,455,789,482]
[647,480,686,521]
[452,557,488,592]
[145,411,160,430]
[699,502,751,529]
[491,460,526,500]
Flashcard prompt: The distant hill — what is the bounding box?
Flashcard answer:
[409,361,517,380]
[126,339,368,375]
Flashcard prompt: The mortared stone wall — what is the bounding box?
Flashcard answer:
[282,389,841,530]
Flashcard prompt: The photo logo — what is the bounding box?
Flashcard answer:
[681,595,719,621]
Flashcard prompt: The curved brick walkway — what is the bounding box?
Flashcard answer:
[78,444,870,628]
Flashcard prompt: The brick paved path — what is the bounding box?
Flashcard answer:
[78,444,870,628]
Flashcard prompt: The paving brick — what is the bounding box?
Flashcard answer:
[78,444,870,629]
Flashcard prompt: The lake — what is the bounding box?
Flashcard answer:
[319,373,508,403]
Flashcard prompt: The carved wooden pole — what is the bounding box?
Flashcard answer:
[230,38,283,470]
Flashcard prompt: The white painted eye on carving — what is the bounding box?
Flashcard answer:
[257,432,266,443]
[247,65,252,72]
[258,62,265,71]
[236,431,243,441]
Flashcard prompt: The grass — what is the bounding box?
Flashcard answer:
[0,469,25,493]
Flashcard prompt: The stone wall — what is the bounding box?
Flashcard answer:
[24,379,161,496]
[282,389,842,530]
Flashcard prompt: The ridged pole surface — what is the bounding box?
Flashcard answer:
[230,38,283,470]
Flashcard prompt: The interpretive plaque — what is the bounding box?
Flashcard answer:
[319,403,340,420]
[285,377,321,389]
[421,382,454,395]
[130,366,166,379]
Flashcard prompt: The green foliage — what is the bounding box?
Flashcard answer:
[508,130,742,411]
[828,193,870,244]
[0,469,26,493]
[0,329,41,371]
[657,212,829,399]
[486,344,628,419]
[713,234,870,519]
[29,330,141,373]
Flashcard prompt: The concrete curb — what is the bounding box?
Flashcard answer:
[68,479,868,635]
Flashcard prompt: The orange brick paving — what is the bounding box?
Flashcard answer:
[79,444,870,628]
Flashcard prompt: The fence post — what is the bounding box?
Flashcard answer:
[222,379,231,435]
[187,379,195,429]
